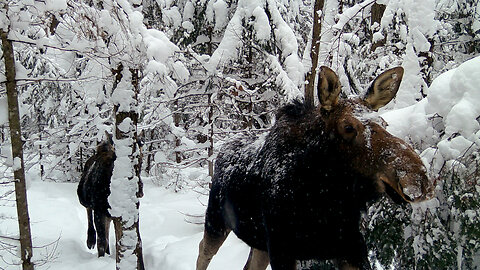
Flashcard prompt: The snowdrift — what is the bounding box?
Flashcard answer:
[382,56,480,173]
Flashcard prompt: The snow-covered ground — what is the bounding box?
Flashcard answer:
[0,179,263,270]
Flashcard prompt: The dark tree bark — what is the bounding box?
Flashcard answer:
[207,91,214,179]
[1,29,34,270]
[419,38,435,96]
[305,0,326,108]
[173,100,182,164]
[145,130,155,175]
[370,3,386,52]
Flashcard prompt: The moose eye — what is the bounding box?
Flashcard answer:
[338,121,358,141]
[344,125,355,134]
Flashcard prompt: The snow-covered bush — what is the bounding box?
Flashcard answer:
[383,56,480,173]
[366,56,480,269]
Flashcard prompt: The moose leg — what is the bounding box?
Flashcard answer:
[93,211,108,257]
[86,208,96,249]
[335,231,371,270]
[104,216,111,255]
[266,235,295,270]
[196,230,230,270]
[243,248,269,270]
[268,253,295,270]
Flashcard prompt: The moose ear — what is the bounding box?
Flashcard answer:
[317,66,341,111]
[364,67,404,110]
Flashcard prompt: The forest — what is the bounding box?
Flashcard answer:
[0,0,479,269]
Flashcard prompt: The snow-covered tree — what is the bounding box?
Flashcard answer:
[140,0,309,187]
[2,0,182,268]
[435,0,480,72]
[61,0,180,267]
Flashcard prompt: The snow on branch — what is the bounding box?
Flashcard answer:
[332,0,375,31]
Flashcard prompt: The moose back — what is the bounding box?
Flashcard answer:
[197,66,434,270]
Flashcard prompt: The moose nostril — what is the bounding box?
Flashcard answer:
[404,193,415,202]
[401,185,422,202]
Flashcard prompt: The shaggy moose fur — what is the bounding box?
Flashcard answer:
[77,135,115,257]
[197,67,434,270]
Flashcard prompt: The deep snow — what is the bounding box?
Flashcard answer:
[0,179,267,270]
[382,56,480,173]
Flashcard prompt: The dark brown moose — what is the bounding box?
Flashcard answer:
[77,134,115,257]
[196,66,434,270]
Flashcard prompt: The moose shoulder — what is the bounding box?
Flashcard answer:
[197,66,434,270]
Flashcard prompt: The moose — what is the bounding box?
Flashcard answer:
[77,132,144,257]
[77,133,116,257]
[196,66,434,270]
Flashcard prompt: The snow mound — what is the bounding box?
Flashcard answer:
[382,56,480,173]
[426,56,480,139]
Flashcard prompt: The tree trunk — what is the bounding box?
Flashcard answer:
[418,38,434,96]
[207,92,214,179]
[173,100,182,164]
[304,0,326,108]
[1,29,35,270]
[39,133,44,179]
[110,66,145,270]
[370,3,386,52]
[145,130,155,175]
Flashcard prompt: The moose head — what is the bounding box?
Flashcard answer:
[318,66,434,203]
